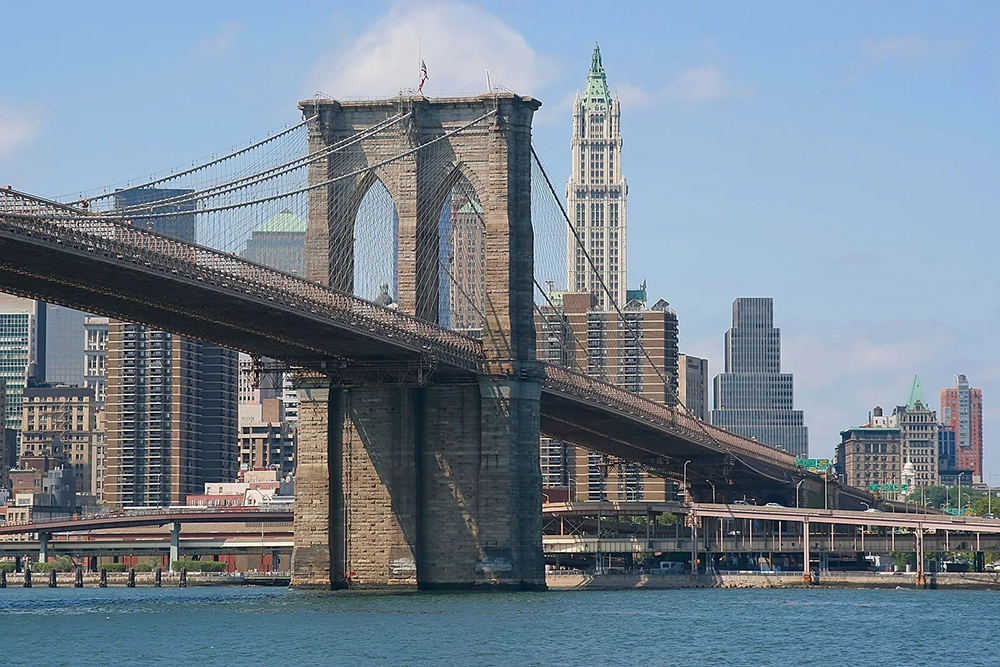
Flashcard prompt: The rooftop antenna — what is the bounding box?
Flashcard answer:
[486,69,493,93]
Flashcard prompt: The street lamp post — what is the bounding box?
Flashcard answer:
[957,473,964,516]
[706,479,716,504]
[990,473,998,516]
[683,460,692,502]
[795,479,805,509]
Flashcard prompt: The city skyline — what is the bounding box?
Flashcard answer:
[0,1,997,474]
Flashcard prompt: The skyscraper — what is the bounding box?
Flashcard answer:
[709,298,809,457]
[677,355,709,421]
[44,304,85,387]
[241,210,307,276]
[82,316,109,410]
[104,189,238,507]
[0,294,44,440]
[896,376,939,487]
[940,374,983,482]
[566,43,627,310]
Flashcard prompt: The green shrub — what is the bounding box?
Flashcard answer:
[0,562,16,572]
[33,557,75,573]
[103,563,128,572]
[134,563,154,572]
[170,559,227,573]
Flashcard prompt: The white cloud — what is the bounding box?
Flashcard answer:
[863,33,967,63]
[617,66,756,108]
[307,1,558,98]
[194,22,241,57]
[0,103,44,161]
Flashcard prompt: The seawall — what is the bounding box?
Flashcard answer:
[546,571,1000,591]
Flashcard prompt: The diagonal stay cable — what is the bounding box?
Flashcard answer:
[531,147,795,483]
[76,109,499,222]
[74,115,317,205]
[113,112,412,215]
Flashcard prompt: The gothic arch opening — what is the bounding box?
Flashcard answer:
[352,178,399,304]
[435,174,485,336]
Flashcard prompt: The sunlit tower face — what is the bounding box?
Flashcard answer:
[566,43,627,311]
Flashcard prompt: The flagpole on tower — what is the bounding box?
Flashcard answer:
[418,44,428,94]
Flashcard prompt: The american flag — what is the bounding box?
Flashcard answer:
[419,59,428,93]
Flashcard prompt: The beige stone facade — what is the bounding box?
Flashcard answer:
[20,386,98,495]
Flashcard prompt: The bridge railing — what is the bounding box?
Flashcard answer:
[0,505,294,529]
[0,207,483,369]
[542,364,796,471]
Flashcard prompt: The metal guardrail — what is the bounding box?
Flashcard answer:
[0,506,293,529]
[0,205,483,371]
[2,188,798,477]
[542,365,797,471]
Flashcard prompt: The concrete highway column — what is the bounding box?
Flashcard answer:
[168,522,180,569]
[802,519,811,583]
[690,517,698,577]
[38,532,50,564]
[915,527,925,587]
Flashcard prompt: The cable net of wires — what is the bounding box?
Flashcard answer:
[529,147,798,477]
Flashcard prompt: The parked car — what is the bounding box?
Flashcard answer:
[765,502,783,508]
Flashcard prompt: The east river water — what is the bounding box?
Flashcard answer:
[1,586,997,666]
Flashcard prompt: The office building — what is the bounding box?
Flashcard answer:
[536,285,679,501]
[442,191,486,334]
[238,398,296,478]
[104,188,238,508]
[82,316,109,409]
[677,355,709,421]
[0,295,44,441]
[836,406,903,497]
[43,304,85,387]
[20,385,98,496]
[940,374,983,482]
[566,43,627,310]
[241,209,307,277]
[896,376,939,487]
[709,298,809,457]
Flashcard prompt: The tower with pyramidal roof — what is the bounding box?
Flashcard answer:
[566,43,627,310]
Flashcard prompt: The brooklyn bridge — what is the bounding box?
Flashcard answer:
[0,92,872,589]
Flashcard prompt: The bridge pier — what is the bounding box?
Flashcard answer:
[290,93,544,590]
[291,375,544,590]
[291,376,346,589]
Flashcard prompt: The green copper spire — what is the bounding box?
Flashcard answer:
[906,375,927,409]
[582,41,612,111]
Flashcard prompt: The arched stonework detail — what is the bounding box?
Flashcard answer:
[300,95,541,366]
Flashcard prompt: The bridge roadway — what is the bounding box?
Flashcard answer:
[0,188,842,500]
[0,507,293,537]
[542,502,1000,579]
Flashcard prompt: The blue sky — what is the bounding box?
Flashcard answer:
[2,1,999,473]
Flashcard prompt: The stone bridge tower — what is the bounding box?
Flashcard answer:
[292,94,545,589]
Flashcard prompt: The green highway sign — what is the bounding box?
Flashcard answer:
[868,483,910,492]
[795,458,831,470]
